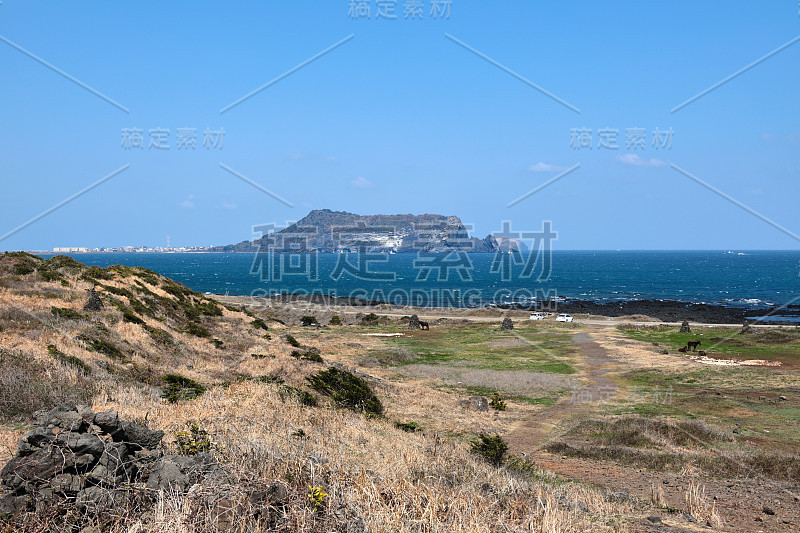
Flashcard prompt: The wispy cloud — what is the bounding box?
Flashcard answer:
[617,154,666,167]
[179,194,195,209]
[222,201,238,210]
[350,176,374,189]
[288,153,305,160]
[528,162,567,172]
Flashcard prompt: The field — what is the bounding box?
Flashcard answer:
[1,253,799,531]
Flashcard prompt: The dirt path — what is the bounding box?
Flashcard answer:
[505,328,619,454]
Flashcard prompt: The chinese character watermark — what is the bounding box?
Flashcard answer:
[121,127,224,150]
[571,127,673,150]
[348,0,451,20]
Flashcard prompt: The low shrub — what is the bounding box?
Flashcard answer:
[290,350,323,363]
[175,424,214,455]
[285,334,301,347]
[251,318,269,331]
[80,265,113,281]
[46,345,91,375]
[144,325,174,346]
[77,334,125,360]
[395,421,422,433]
[186,321,211,338]
[280,386,318,407]
[307,367,383,416]
[162,374,207,403]
[300,315,317,327]
[251,353,275,360]
[471,434,509,466]
[211,338,225,350]
[50,306,85,320]
[328,315,342,326]
[12,262,35,275]
[490,392,507,411]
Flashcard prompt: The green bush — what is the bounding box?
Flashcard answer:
[253,374,284,385]
[251,353,275,359]
[46,345,91,375]
[471,434,509,466]
[80,265,113,281]
[280,385,318,407]
[490,392,507,411]
[175,424,213,455]
[251,318,269,331]
[300,315,317,327]
[290,350,323,363]
[162,374,206,403]
[307,367,383,416]
[195,299,223,317]
[77,334,125,360]
[328,315,342,326]
[36,267,65,282]
[186,321,211,338]
[285,334,301,347]
[51,307,86,320]
[211,338,225,349]
[144,325,174,346]
[12,262,35,275]
[122,309,145,325]
[395,421,422,433]
[360,312,379,324]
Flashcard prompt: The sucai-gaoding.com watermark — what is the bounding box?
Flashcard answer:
[121,127,224,150]
[246,219,560,309]
[348,0,452,20]
[570,127,673,150]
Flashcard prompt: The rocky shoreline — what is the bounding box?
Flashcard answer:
[246,293,800,325]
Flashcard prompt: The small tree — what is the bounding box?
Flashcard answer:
[471,434,509,466]
[300,315,317,327]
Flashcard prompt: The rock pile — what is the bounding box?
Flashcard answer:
[679,320,691,333]
[83,288,104,311]
[407,314,420,330]
[501,318,514,331]
[0,402,210,517]
[740,321,752,335]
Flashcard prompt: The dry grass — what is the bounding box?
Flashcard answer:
[684,479,724,528]
[88,380,628,532]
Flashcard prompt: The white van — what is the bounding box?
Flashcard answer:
[529,312,545,320]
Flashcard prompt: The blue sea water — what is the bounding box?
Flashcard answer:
[40,250,800,312]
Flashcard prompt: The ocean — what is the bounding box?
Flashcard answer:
[40,250,800,314]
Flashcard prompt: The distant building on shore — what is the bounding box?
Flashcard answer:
[53,247,89,253]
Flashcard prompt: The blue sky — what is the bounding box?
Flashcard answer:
[0,1,798,251]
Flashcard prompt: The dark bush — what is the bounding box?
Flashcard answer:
[490,392,507,411]
[360,313,380,324]
[300,315,317,327]
[36,267,65,282]
[162,374,207,403]
[12,262,35,275]
[77,334,125,360]
[251,353,275,359]
[290,349,323,363]
[251,318,269,331]
[46,345,91,375]
[186,321,211,338]
[144,325,174,346]
[471,434,509,466]
[51,306,86,320]
[329,315,342,326]
[279,386,318,407]
[395,421,422,432]
[307,367,383,416]
[285,334,301,347]
[80,265,113,281]
[211,338,225,349]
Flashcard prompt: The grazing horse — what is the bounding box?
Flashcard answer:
[698,350,707,356]
[678,347,687,353]
[419,321,430,330]
[687,341,701,351]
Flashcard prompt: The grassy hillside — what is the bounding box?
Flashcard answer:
[0,253,629,531]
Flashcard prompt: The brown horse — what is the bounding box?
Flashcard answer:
[419,321,430,330]
[678,347,687,353]
[698,350,707,356]
[687,341,701,351]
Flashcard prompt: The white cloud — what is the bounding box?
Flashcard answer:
[350,176,374,189]
[178,194,195,209]
[528,162,567,172]
[288,153,305,160]
[617,154,666,167]
[325,156,338,162]
[222,201,238,210]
